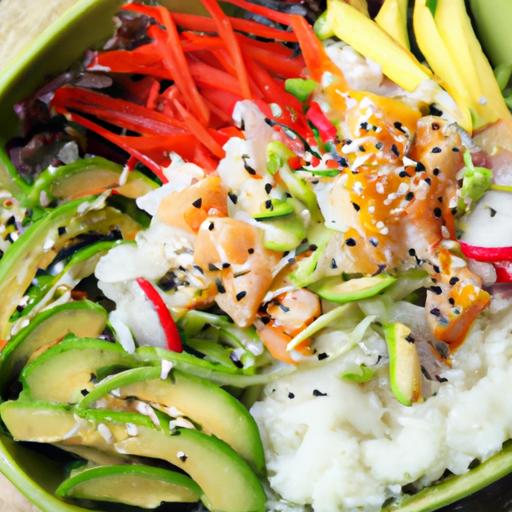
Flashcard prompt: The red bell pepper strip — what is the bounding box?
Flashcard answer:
[52,87,186,135]
[150,8,210,126]
[306,101,338,142]
[136,277,183,352]
[173,98,225,158]
[201,0,252,100]
[460,241,512,262]
[494,261,512,283]
[173,12,298,42]
[220,0,294,25]
[57,110,167,182]
[188,60,245,96]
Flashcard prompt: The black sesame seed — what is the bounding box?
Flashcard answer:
[193,265,204,274]
[430,105,443,116]
[261,316,271,325]
[449,297,455,305]
[369,237,379,247]
[424,177,432,186]
[432,264,440,273]
[192,198,202,208]
[208,263,219,272]
[399,170,409,178]
[178,453,188,462]
[359,145,366,152]
[248,248,255,254]
[264,183,272,194]
[317,352,329,360]
[215,279,226,294]
[288,392,295,399]
[345,238,357,247]
[405,191,414,201]
[405,335,415,343]
[375,142,384,150]
[430,286,442,295]
[309,244,318,251]
[312,389,328,397]
[58,227,66,236]
[391,144,400,157]
[433,207,442,218]
[279,303,290,313]
[352,202,361,212]
[208,222,215,231]
[430,307,441,317]
[394,121,405,133]
[265,199,273,210]
[360,122,368,130]
[236,291,247,301]
[330,258,338,269]
[431,122,440,131]
[339,157,349,167]
[228,192,238,204]
[449,277,459,285]
[452,147,460,152]
[416,161,426,172]
[408,248,416,256]
[433,168,440,176]
[242,154,257,175]
[489,207,497,218]
[222,262,231,269]
[431,147,442,154]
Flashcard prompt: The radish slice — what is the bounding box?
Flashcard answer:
[460,241,512,262]
[494,261,512,283]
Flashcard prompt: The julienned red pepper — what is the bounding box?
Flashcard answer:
[136,277,183,352]
[459,241,512,263]
[306,101,338,142]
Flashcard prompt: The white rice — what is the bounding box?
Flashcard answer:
[252,302,512,512]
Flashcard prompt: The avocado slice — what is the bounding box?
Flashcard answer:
[0,401,77,443]
[252,198,295,220]
[383,322,422,406]
[14,240,123,323]
[54,444,128,467]
[1,402,266,512]
[78,366,265,474]
[259,213,307,252]
[309,274,396,304]
[20,337,136,403]
[56,464,201,508]
[27,157,158,207]
[0,197,140,339]
[0,300,107,392]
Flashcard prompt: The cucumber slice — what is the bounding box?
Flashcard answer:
[20,337,136,403]
[28,157,158,207]
[309,274,396,303]
[259,214,307,252]
[78,366,265,474]
[252,198,295,219]
[0,300,107,391]
[56,465,201,508]
[383,322,422,406]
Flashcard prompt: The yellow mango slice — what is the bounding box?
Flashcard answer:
[375,0,410,49]
[413,0,473,132]
[327,0,431,92]
[435,0,511,128]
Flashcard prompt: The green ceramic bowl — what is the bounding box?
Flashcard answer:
[2,2,512,511]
